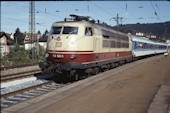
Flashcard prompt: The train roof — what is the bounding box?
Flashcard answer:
[155,41,168,46]
[52,20,92,25]
[132,35,155,44]
[51,14,130,36]
[52,20,128,36]
[132,35,168,46]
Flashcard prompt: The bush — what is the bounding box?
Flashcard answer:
[10,44,30,63]
[1,44,31,67]
[38,45,46,60]
[1,44,46,67]
[28,45,46,61]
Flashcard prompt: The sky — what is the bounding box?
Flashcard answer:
[1,1,170,34]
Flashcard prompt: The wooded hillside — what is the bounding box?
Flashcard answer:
[113,21,170,40]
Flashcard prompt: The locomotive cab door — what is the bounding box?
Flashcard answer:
[93,28,100,52]
[95,38,100,52]
[93,28,101,60]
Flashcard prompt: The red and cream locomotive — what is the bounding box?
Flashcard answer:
[39,14,133,79]
[39,14,168,79]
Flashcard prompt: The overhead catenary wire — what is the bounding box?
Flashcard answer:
[2,1,169,34]
[88,1,148,25]
[12,2,65,29]
[88,1,116,17]
[150,0,161,21]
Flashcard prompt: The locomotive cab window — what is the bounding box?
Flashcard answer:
[52,26,62,34]
[85,27,93,36]
[63,26,78,34]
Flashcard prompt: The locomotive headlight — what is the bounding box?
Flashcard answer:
[46,53,49,58]
[70,54,75,60]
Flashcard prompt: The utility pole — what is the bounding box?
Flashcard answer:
[0,1,1,32]
[112,14,123,26]
[29,1,36,61]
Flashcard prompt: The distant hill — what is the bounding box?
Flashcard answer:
[113,21,170,40]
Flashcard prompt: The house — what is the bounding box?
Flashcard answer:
[0,32,13,57]
[38,35,48,49]
[24,33,41,42]
[24,33,41,50]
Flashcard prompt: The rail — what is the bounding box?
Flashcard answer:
[1,81,52,99]
[0,62,39,71]
[1,69,41,82]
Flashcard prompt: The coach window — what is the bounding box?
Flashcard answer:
[85,27,93,36]
[137,42,142,49]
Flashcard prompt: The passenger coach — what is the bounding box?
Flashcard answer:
[132,35,168,57]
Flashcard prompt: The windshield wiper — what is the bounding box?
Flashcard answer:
[66,30,77,39]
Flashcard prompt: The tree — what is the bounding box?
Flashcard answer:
[43,29,49,36]
[14,28,25,45]
[37,30,41,35]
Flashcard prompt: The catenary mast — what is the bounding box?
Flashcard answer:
[29,1,37,61]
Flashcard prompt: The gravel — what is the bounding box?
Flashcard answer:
[1,79,49,95]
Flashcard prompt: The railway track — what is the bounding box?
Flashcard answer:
[0,62,39,71]
[1,81,52,99]
[1,80,66,109]
[1,69,41,82]
[1,68,58,109]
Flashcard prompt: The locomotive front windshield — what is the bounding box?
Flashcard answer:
[51,26,78,35]
[52,26,62,34]
[63,26,78,34]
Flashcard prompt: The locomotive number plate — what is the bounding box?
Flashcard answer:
[56,42,62,47]
[53,54,64,58]
[57,54,64,58]
[53,54,57,58]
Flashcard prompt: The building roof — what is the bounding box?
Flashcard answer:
[0,32,11,39]
[39,35,48,42]
[25,33,41,41]
[0,32,14,45]
[24,35,48,44]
